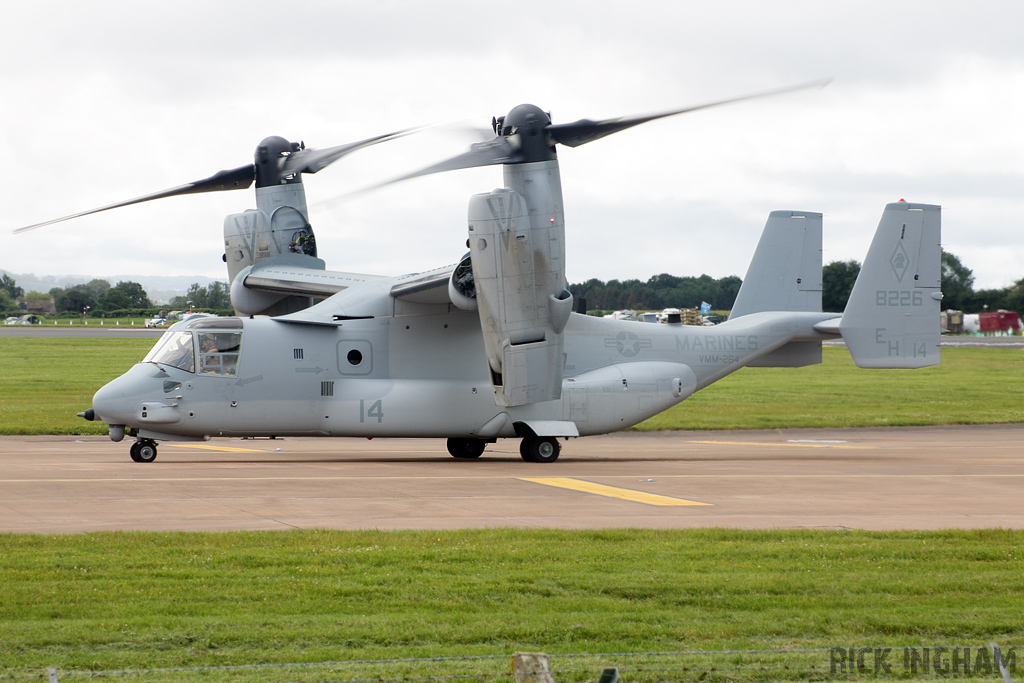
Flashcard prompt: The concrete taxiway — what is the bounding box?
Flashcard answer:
[1,425,1021,533]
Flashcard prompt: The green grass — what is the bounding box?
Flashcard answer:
[0,338,154,434]
[2,339,1022,435]
[637,346,1024,430]
[0,529,1021,679]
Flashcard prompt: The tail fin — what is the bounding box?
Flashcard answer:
[730,210,822,318]
[839,202,941,368]
[729,210,823,368]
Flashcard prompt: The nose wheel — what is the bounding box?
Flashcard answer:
[129,439,158,463]
[520,436,561,463]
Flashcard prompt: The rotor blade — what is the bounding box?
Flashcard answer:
[383,135,522,185]
[13,163,256,234]
[283,127,422,176]
[547,78,832,148]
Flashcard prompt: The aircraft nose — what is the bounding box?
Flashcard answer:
[92,363,168,426]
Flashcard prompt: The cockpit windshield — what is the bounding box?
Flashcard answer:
[144,331,196,373]
[197,332,242,376]
[142,328,243,376]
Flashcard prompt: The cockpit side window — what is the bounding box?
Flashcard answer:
[144,331,196,373]
[198,332,242,377]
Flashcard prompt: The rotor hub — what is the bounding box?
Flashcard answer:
[255,136,303,187]
[496,104,556,163]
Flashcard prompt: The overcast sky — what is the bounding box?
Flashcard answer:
[3,0,1023,294]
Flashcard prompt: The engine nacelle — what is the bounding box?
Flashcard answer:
[224,183,323,316]
[223,185,317,282]
[229,265,287,316]
[447,252,478,311]
[467,174,572,407]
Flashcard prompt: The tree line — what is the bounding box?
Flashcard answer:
[166,281,231,311]
[571,249,1023,316]
[824,250,1024,314]
[570,273,743,313]
[0,275,232,316]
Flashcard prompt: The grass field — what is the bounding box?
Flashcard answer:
[638,344,1024,430]
[1,338,1022,434]
[1,528,1022,680]
[0,338,154,434]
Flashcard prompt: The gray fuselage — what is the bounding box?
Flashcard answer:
[93,307,837,442]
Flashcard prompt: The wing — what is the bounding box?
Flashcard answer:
[240,261,388,299]
[268,263,460,326]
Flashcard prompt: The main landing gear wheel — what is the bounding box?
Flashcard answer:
[520,436,561,463]
[129,440,158,463]
[446,438,487,459]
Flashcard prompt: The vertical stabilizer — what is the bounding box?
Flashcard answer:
[730,210,822,318]
[839,202,941,368]
[730,210,822,367]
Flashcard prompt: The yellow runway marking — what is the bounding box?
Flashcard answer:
[689,440,873,450]
[167,444,268,453]
[520,477,710,506]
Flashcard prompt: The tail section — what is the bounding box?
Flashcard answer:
[730,210,822,318]
[839,202,941,368]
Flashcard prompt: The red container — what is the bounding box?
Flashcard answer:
[978,311,1021,333]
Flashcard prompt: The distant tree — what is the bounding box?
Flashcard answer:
[169,281,230,310]
[24,290,51,301]
[569,278,607,311]
[822,260,861,312]
[84,279,112,301]
[716,275,743,311]
[970,288,1007,313]
[940,250,974,311]
[49,286,67,313]
[186,282,208,309]
[60,285,98,314]
[1003,278,1024,315]
[0,289,15,311]
[1,273,23,300]
[206,281,230,309]
[99,281,152,310]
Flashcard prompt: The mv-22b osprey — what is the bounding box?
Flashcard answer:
[17,84,941,463]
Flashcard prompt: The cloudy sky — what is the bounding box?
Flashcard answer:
[2,0,1023,293]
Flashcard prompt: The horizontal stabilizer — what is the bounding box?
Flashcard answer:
[839,202,941,368]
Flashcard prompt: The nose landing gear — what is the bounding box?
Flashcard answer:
[129,439,158,463]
